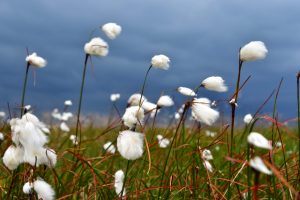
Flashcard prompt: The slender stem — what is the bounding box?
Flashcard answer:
[138,65,152,107]
[75,54,89,148]
[297,71,300,188]
[120,160,130,198]
[228,58,243,199]
[157,103,189,199]
[20,63,30,117]
[253,171,260,200]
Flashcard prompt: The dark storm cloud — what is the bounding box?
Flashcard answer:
[0,0,299,119]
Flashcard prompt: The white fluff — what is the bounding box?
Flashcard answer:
[142,101,157,112]
[103,141,116,154]
[25,52,47,68]
[64,100,72,106]
[84,37,108,56]
[127,93,147,106]
[174,112,180,120]
[203,160,213,172]
[151,54,170,70]
[0,111,6,118]
[202,149,213,160]
[110,93,121,102]
[156,135,170,148]
[205,130,216,137]
[102,22,122,39]
[177,87,196,96]
[61,112,73,121]
[114,170,126,197]
[33,179,55,200]
[157,95,174,107]
[60,122,70,132]
[122,106,145,129]
[240,41,268,62]
[2,145,24,170]
[249,156,272,175]
[201,76,228,92]
[23,182,33,194]
[51,108,62,120]
[247,132,272,150]
[117,130,144,160]
[70,135,78,145]
[243,114,253,124]
[0,132,4,140]
[191,98,219,126]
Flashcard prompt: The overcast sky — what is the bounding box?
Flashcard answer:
[0,0,299,120]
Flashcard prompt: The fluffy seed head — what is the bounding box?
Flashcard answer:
[114,170,125,197]
[177,87,196,96]
[191,98,219,126]
[33,179,55,200]
[84,37,108,56]
[201,76,228,92]
[240,41,268,61]
[103,141,116,154]
[151,54,170,70]
[122,106,145,129]
[102,22,122,39]
[243,114,253,124]
[249,156,272,175]
[203,160,213,172]
[202,149,213,160]
[156,135,170,148]
[110,93,121,102]
[127,93,147,106]
[25,52,47,68]
[247,132,272,150]
[64,100,72,106]
[2,145,24,170]
[117,130,144,160]
[60,122,70,132]
[157,95,174,107]
[23,182,33,194]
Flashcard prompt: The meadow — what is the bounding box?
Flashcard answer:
[0,23,299,200]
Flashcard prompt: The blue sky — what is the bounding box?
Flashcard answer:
[0,0,299,120]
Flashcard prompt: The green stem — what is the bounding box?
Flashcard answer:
[20,63,30,117]
[75,54,89,148]
[120,160,130,198]
[297,72,300,188]
[138,65,152,107]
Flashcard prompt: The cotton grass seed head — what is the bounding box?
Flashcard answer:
[110,93,121,102]
[243,114,253,124]
[33,179,55,200]
[122,106,145,129]
[64,100,72,106]
[240,41,268,62]
[103,141,116,154]
[117,130,144,160]
[114,170,125,197]
[249,156,272,175]
[23,182,33,194]
[84,37,108,56]
[127,93,147,107]
[201,76,228,92]
[102,22,122,39]
[25,52,47,68]
[247,132,272,150]
[191,98,219,126]
[151,54,170,70]
[177,87,196,96]
[157,95,174,107]
[2,145,24,170]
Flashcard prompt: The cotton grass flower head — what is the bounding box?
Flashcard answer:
[117,130,144,160]
[240,41,268,62]
[103,141,116,154]
[151,54,170,70]
[114,170,126,197]
[157,95,174,108]
[122,106,145,129]
[33,178,55,200]
[25,52,47,68]
[205,130,216,137]
[110,93,121,102]
[61,112,73,121]
[64,100,72,106]
[0,132,4,141]
[247,132,272,150]
[243,114,253,124]
[102,22,122,39]
[203,160,213,173]
[0,111,5,118]
[60,122,70,132]
[2,145,24,170]
[84,37,108,56]
[70,135,78,145]
[249,156,272,175]
[156,134,170,148]
[191,98,219,126]
[177,87,196,96]
[201,76,228,92]
[23,182,33,194]
[127,93,147,107]
[202,149,213,160]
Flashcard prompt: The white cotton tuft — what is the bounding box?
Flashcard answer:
[151,54,170,70]
[33,179,55,200]
[127,93,147,107]
[240,41,268,62]
[60,122,70,132]
[25,52,47,68]
[191,98,219,126]
[205,130,216,137]
[84,37,108,56]
[201,76,228,92]
[174,112,180,120]
[249,157,272,175]
[122,106,145,129]
[157,95,174,107]
[23,182,33,194]
[2,145,24,170]
[42,149,57,167]
[110,93,121,102]
[142,101,157,112]
[70,135,78,145]
[61,112,73,121]
[203,160,213,173]
[102,22,122,39]
[114,170,126,197]
[202,149,213,160]
[64,100,72,106]
[247,132,272,150]
[51,109,62,120]
[117,130,144,160]
[0,132,4,140]
[177,87,196,96]
[243,114,253,124]
[103,141,116,154]
[156,135,170,148]
[0,111,6,118]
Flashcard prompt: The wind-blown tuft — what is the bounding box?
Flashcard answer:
[157,135,170,148]
[117,130,144,160]
[102,23,122,39]
[191,98,219,126]
[110,93,121,102]
[249,156,272,175]
[177,87,196,96]
[240,41,268,61]
[25,52,47,68]
[122,106,145,129]
[33,179,55,200]
[84,37,108,56]
[114,170,125,197]
[151,54,170,70]
[201,76,228,92]
[247,132,272,150]
[243,114,253,124]
[103,141,116,154]
[157,95,174,107]
[127,93,147,107]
